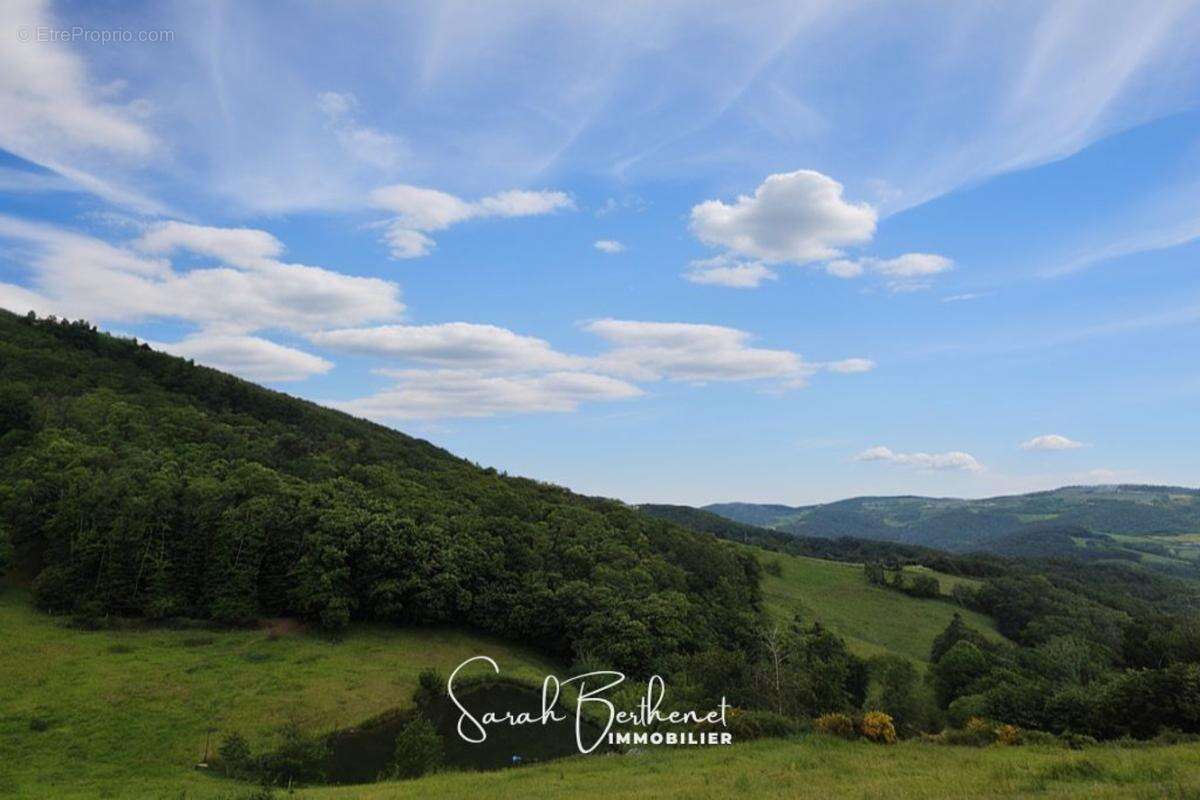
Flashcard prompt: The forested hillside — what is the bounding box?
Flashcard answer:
[706,488,1200,574]
[0,310,761,674]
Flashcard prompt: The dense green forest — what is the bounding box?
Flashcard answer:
[0,310,761,674]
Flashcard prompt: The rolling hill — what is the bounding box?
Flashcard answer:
[704,487,1200,570]
[0,309,761,675]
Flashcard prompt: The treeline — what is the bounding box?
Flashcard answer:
[0,311,762,674]
[929,613,1200,739]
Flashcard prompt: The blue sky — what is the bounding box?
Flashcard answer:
[1,0,1198,505]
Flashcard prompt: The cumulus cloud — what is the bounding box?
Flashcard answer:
[0,214,404,334]
[310,322,583,372]
[594,239,625,253]
[689,169,955,291]
[856,445,985,473]
[317,317,874,418]
[135,221,284,268]
[584,319,809,383]
[1020,434,1084,451]
[146,333,333,382]
[690,170,876,264]
[371,183,574,258]
[332,369,643,420]
[683,256,777,288]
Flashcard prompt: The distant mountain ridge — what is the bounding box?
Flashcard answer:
[704,485,1200,556]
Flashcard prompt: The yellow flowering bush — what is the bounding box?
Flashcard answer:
[996,724,1021,746]
[859,711,897,744]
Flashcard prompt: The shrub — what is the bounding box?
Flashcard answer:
[937,717,997,747]
[414,667,445,704]
[814,713,857,740]
[859,711,897,744]
[392,715,442,779]
[259,720,329,785]
[946,694,988,729]
[217,732,253,777]
[996,724,1021,746]
[1059,732,1098,750]
[763,559,783,577]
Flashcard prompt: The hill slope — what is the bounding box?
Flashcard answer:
[705,487,1200,565]
[0,588,556,799]
[0,310,760,674]
[749,548,1003,662]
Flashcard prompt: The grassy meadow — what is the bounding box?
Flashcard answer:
[0,556,1187,800]
[0,588,555,799]
[305,735,1200,800]
[751,548,1005,662]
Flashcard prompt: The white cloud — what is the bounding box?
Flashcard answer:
[688,170,954,291]
[824,259,864,278]
[147,333,333,382]
[683,256,777,288]
[316,91,357,118]
[826,253,954,285]
[315,317,873,418]
[0,0,165,211]
[871,253,954,278]
[942,292,987,303]
[584,319,809,383]
[0,281,54,316]
[333,369,642,420]
[690,170,876,264]
[824,358,875,374]
[0,215,404,334]
[135,221,284,268]
[371,184,574,258]
[856,445,985,473]
[310,322,582,372]
[1020,434,1084,451]
[594,239,625,254]
[317,91,407,171]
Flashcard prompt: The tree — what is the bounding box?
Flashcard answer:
[932,640,991,708]
[392,715,442,779]
[866,654,928,734]
[930,613,992,664]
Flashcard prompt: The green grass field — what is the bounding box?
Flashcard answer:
[302,735,1200,800]
[1,559,1182,800]
[752,548,1005,662]
[0,588,556,799]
